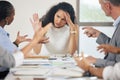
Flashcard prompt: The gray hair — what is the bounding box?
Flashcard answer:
[103,0,120,6]
[102,0,109,3]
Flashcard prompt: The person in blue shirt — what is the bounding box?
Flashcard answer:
[0,13,52,79]
[0,0,30,78]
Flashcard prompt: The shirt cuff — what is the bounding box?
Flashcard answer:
[13,51,24,67]
[103,66,113,80]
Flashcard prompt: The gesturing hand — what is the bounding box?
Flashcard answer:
[14,31,31,46]
[97,44,119,54]
[82,26,101,38]
[74,52,90,72]
[30,13,42,32]
[30,13,52,44]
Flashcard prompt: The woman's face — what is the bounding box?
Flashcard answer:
[54,9,67,28]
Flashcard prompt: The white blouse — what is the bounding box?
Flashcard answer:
[40,25,70,56]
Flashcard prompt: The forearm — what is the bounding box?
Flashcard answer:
[33,44,42,54]
[89,66,103,78]
[21,40,37,58]
[68,34,77,54]
[68,26,78,55]
[116,47,120,53]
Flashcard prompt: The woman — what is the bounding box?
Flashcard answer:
[33,2,78,57]
[0,1,30,78]
[0,1,30,53]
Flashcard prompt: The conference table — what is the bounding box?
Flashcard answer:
[5,56,102,80]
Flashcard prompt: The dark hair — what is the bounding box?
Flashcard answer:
[109,0,120,6]
[41,2,75,27]
[0,1,14,21]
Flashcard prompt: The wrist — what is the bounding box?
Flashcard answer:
[13,41,19,47]
[31,39,39,45]
[115,47,120,53]
[70,30,77,35]
[88,64,95,72]
[96,31,101,37]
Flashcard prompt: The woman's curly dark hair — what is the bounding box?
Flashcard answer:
[41,2,75,27]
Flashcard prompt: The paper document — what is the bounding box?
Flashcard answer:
[13,68,50,76]
[51,68,83,78]
[23,59,50,65]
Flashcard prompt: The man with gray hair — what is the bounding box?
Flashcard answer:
[80,0,120,67]
[75,0,120,79]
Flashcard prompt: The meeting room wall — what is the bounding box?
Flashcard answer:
[4,0,77,48]
[79,26,114,58]
[3,0,115,59]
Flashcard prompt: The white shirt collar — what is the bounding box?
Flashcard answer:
[113,16,120,28]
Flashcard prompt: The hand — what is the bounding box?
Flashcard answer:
[14,31,31,45]
[32,23,52,44]
[85,56,97,64]
[30,13,52,44]
[74,55,90,72]
[38,36,49,44]
[97,44,119,54]
[82,26,101,38]
[64,12,77,31]
[30,13,42,32]
[64,12,73,26]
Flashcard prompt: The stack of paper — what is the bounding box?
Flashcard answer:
[23,59,50,65]
[51,68,83,78]
[13,68,50,76]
